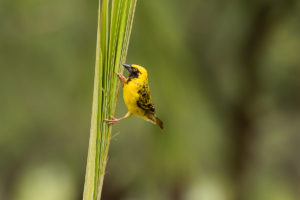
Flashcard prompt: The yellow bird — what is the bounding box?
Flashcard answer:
[105,64,163,129]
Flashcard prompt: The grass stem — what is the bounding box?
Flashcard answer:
[83,1,137,199]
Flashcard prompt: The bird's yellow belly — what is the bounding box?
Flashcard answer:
[123,83,144,117]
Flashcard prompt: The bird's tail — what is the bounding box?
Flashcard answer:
[153,116,164,130]
[146,114,164,130]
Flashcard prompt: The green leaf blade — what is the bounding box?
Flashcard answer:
[83,0,137,199]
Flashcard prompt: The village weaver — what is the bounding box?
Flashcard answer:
[105,64,163,129]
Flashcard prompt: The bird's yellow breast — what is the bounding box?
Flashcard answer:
[123,78,145,117]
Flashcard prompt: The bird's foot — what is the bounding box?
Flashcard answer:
[104,116,123,124]
[116,72,126,83]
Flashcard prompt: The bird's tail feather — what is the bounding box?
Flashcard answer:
[154,116,164,130]
[146,114,164,130]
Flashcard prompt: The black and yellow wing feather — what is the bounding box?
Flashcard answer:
[136,84,155,114]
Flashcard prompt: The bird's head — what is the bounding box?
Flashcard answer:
[122,64,148,80]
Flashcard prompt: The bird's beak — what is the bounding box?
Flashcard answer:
[122,64,133,72]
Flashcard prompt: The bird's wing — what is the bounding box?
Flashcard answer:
[136,84,155,114]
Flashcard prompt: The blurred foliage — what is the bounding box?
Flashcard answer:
[1,0,300,200]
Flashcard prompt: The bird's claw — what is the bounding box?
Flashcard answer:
[116,72,126,83]
[104,116,117,124]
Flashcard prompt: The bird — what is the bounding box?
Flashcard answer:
[105,64,163,129]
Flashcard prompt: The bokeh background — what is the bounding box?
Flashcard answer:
[1,0,300,199]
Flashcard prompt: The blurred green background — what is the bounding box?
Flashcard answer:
[1,0,300,200]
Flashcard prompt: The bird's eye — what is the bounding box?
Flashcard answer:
[133,68,137,72]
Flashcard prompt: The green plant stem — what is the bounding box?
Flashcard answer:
[83,0,137,199]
